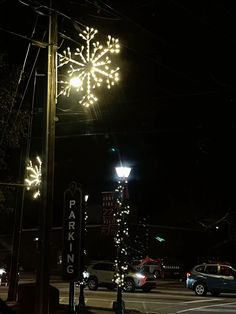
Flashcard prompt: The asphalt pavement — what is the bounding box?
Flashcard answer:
[2,279,184,314]
[5,302,141,314]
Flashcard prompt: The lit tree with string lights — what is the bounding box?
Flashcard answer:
[113,166,131,314]
[57,26,120,107]
[25,156,42,199]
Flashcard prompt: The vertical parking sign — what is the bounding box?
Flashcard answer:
[62,181,82,281]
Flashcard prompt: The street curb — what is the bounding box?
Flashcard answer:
[6,302,141,314]
[86,307,141,313]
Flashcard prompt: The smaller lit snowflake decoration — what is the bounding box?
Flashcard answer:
[25,156,42,199]
[58,26,120,107]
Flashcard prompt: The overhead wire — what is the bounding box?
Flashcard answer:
[92,0,236,91]
[86,0,173,47]
[0,27,48,47]
[12,0,234,121]
[12,30,47,128]
[70,0,121,21]
[14,0,95,123]
[13,0,236,91]
[0,15,40,146]
[17,0,87,29]
[85,0,211,87]
[52,0,232,130]
[16,0,212,89]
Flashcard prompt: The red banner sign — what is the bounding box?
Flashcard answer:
[102,191,116,235]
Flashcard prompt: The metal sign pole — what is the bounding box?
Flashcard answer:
[69,281,75,314]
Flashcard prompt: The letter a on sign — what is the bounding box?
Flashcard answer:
[62,181,82,281]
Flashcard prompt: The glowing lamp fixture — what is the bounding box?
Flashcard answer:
[115,166,131,179]
[58,26,120,107]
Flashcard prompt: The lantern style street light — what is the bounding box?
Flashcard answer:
[115,167,131,179]
[113,166,131,314]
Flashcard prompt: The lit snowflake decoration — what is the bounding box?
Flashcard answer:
[25,156,42,199]
[58,26,120,107]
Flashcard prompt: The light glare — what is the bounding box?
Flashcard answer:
[70,76,82,87]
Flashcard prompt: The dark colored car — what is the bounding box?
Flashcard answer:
[87,261,157,292]
[186,263,236,296]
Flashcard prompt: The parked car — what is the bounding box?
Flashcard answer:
[132,257,162,278]
[186,262,236,296]
[132,256,183,279]
[0,265,8,286]
[86,260,157,292]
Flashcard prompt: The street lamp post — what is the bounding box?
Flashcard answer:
[113,166,131,314]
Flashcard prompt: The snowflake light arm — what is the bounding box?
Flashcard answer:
[58,47,85,68]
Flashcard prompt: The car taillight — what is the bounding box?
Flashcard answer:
[186,272,192,278]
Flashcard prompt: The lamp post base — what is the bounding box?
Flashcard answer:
[77,284,86,312]
[112,300,125,314]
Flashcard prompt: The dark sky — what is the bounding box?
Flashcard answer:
[1,0,236,228]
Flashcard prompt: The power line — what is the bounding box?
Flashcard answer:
[0,16,40,146]
[0,27,48,47]
[12,31,47,127]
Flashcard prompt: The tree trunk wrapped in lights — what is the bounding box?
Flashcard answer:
[113,174,130,314]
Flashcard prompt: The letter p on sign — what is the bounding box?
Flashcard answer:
[69,200,76,208]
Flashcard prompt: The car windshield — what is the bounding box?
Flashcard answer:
[127,265,138,272]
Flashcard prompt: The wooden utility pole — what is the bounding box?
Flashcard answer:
[35,2,57,313]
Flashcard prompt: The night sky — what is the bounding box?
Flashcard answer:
[1,0,236,232]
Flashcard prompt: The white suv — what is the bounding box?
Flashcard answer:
[86,261,157,292]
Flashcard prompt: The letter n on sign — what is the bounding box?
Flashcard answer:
[62,181,82,281]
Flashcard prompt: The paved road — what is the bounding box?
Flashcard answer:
[1,279,236,313]
[52,281,236,313]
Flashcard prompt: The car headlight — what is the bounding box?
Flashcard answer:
[135,273,145,279]
[83,271,90,279]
